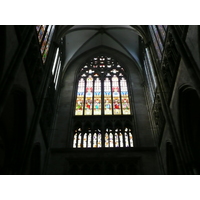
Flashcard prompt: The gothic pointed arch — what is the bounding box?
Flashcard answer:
[72,54,136,149]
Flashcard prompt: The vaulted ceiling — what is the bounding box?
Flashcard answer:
[55,25,148,73]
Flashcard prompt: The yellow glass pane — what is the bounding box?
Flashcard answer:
[75,97,84,115]
[104,97,112,115]
[122,97,130,115]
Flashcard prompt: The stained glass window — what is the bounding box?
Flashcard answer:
[78,133,82,148]
[119,132,123,147]
[73,127,134,148]
[73,133,77,148]
[75,56,131,116]
[94,78,101,115]
[115,132,119,147]
[88,133,92,148]
[35,25,55,64]
[105,132,109,147]
[129,131,134,147]
[75,78,85,115]
[148,25,168,61]
[104,78,112,115]
[98,132,101,148]
[109,132,114,147]
[73,56,134,149]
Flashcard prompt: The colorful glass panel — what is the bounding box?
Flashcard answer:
[78,133,82,148]
[42,26,55,63]
[73,133,77,148]
[125,132,129,147]
[109,133,114,147]
[98,132,101,148]
[40,25,51,55]
[104,78,112,115]
[83,133,87,148]
[93,133,97,148]
[120,78,131,115]
[115,132,119,147]
[37,25,47,43]
[112,75,121,115]
[84,76,93,115]
[88,133,92,148]
[105,132,109,147]
[119,132,123,147]
[75,78,85,115]
[94,78,101,115]
[129,131,134,147]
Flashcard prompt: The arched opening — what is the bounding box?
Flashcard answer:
[179,87,200,174]
[72,54,135,149]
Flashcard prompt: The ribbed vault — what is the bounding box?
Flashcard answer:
[54,25,149,77]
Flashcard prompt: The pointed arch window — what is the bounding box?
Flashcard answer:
[73,127,134,148]
[75,56,131,116]
[73,55,134,149]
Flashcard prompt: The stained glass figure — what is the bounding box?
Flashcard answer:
[120,78,131,114]
[115,132,119,147]
[94,78,101,115]
[38,25,47,43]
[119,132,123,147]
[98,133,101,148]
[105,132,109,147]
[75,78,85,115]
[41,26,51,55]
[112,76,121,115]
[75,55,131,116]
[83,133,87,148]
[78,133,82,148]
[85,76,93,115]
[88,133,92,148]
[109,132,114,147]
[125,132,129,147]
[129,131,134,147]
[93,133,97,148]
[104,78,112,115]
[73,133,77,148]
[42,26,55,63]
[36,25,55,64]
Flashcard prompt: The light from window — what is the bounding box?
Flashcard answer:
[36,25,55,64]
[75,56,131,116]
[73,127,134,148]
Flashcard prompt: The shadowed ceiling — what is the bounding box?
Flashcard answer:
[55,25,148,72]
